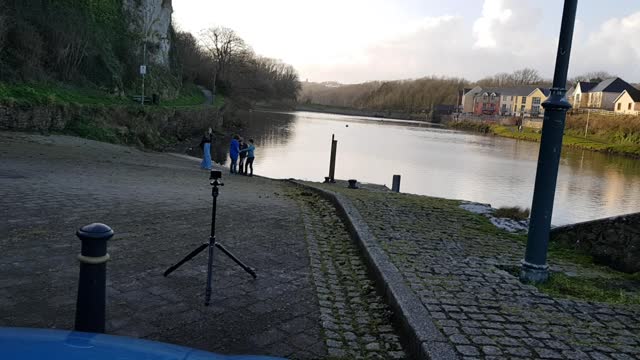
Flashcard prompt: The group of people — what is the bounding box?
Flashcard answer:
[199,129,256,177]
[229,135,255,176]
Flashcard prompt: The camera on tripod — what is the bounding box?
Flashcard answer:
[165,168,256,306]
[209,170,223,185]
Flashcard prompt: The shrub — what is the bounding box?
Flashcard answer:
[494,206,530,221]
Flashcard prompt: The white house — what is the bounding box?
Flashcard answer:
[613,89,640,115]
[586,77,639,110]
[462,86,482,113]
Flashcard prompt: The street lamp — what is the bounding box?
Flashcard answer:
[520,0,578,283]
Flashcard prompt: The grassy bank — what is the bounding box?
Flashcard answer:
[0,82,211,108]
[306,181,639,305]
[449,119,640,157]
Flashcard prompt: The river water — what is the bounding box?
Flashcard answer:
[209,110,640,226]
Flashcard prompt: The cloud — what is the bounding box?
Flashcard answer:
[570,11,640,80]
[297,15,471,83]
[174,0,640,83]
[472,0,513,48]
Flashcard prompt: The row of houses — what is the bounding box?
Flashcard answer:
[460,77,640,117]
[568,78,640,115]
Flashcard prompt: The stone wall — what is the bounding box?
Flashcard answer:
[0,104,223,147]
[523,119,543,129]
[550,212,640,273]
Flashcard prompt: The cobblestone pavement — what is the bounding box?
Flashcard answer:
[1,132,336,359]
[290,190,406,360]
[311,184,640,360]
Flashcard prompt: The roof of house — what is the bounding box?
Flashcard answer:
[499,86,539,96]
[538,88,551,97]
[577,81,598,92]
[463,86,482,96]
[614,88,640,103]
[589,77,636,93]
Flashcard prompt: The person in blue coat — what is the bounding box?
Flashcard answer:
[229,135,240,174]
[199,128,213,170]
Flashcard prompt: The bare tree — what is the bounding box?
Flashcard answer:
[569,71,615,84]
[199,26,249,95]
[476,68,543,87]
[510,68,543,85]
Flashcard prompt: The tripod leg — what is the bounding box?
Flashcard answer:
[204,237,215,306]
[163,243,208,277]
[215,243,257,278]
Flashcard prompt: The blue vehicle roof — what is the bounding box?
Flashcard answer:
[0,327,285,360]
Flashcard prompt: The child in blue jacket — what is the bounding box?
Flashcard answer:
[229,135,240,174]
[240,139,256,176]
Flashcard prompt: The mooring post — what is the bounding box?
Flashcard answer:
[328,134,337,183]
[521,0,577,283]
[74,223,113,333]
[392,175,401,192]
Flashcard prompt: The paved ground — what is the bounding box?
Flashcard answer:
[310,184,640,360]
[291,190,406,359]
[0,132,404,359]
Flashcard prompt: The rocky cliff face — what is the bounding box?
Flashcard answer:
[123,0,173,67]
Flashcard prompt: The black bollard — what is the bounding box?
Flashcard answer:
[74,223,113,333]
[392,175,401,192]
[348,179,358,189]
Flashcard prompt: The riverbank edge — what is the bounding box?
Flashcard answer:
[446,120,640,158]
[291,104,435,122]
[287,179,459,360]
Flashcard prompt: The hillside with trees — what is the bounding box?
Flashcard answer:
[300,68,629,114]
[0,0,300,106]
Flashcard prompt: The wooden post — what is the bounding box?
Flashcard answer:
[392,175,401,192]
[328,134,337,183]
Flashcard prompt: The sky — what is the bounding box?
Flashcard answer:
[172,0,640,84]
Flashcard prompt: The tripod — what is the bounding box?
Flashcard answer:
[164,172,257,306]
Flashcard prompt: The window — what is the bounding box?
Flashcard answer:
[532,97,541,105]
[483,93,488,101]
[618,103,622,110]
[629,103,633,110]
[502,96,507,101]
[532,105,540,115]
[520,105,525,112]
[521,96,527,103]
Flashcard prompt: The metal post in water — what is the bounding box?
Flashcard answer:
[392,175,401,192]
[75,223,113,333]
[521,0,577,283]
[328,134,337,183]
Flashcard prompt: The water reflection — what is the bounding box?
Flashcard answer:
[206,110,640,225]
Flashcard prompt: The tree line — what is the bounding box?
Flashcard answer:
[175,27,300,102]
[300,68,625,113]
[0,1,300,103]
